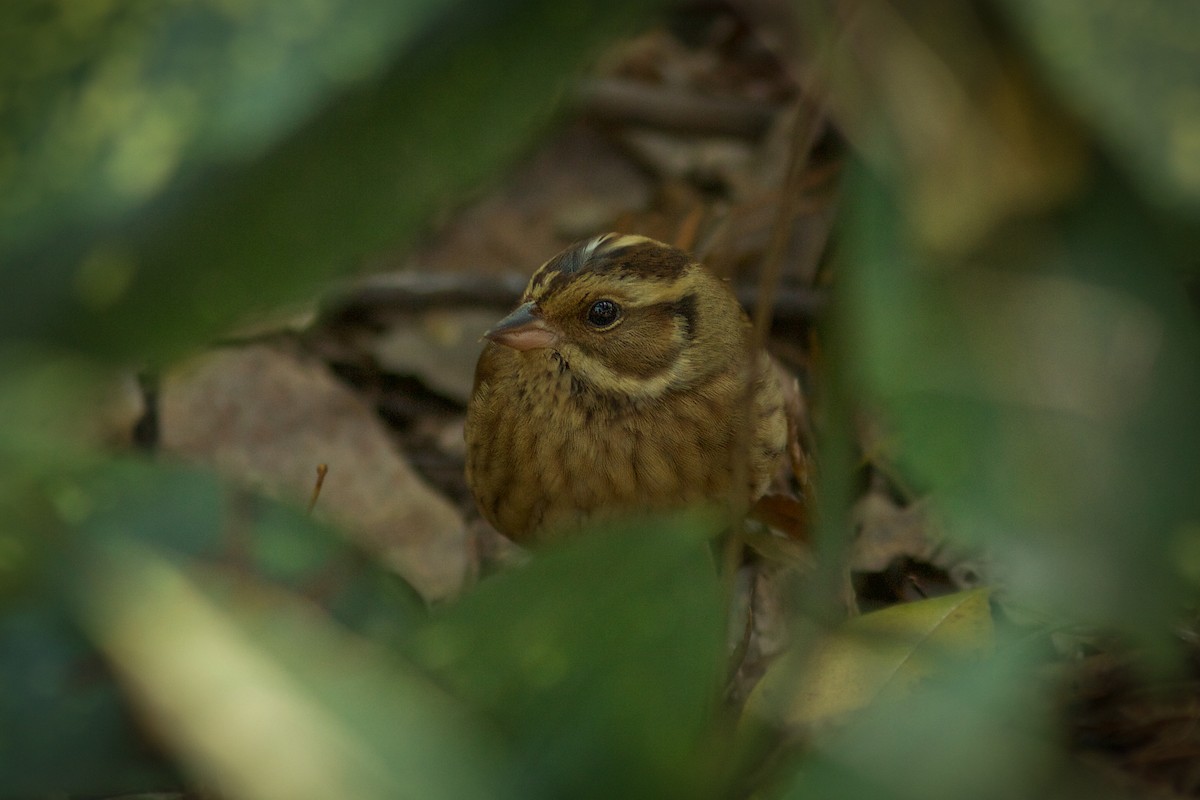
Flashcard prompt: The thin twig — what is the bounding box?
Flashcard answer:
[307,463,328,514]
[725,98,829,589]
[319,271,825,327]
[674,205,706,252]
[576,77,782,139]
[750,99,829,348]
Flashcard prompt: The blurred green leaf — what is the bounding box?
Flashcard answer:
[79,540,505,800]
[409,512,729,799]
[794,0,1091,258]
[998,0,1200,216]
[0,0,653,360]
[0,0,447,257]
[842,161,1200,647]
[0,345,116,466]
[0,602,180,798]
[778,648,1055,800]
[75,459,426,634]
[1,460,426,795]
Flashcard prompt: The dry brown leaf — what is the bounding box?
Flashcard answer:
[850,491,936,572]
[368,309,496,406]
[158,343,468,600]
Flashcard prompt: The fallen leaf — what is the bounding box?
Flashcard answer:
[850,491,936,572]
[746,589,994,727]
[369,309,495,405]
[79,541,505,800]
[750,493,810,544]
[158,343,468,600]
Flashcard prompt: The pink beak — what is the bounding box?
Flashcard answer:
[484,302,560,351]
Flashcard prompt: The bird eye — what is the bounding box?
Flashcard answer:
[585,299,621,328]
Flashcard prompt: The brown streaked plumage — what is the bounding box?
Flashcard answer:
[465,233,787,544]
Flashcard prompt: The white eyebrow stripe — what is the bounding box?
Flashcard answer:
[606,234,655,251]
[580,233,614,262]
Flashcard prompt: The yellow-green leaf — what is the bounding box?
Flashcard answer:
[748,589,994,727]
[78,540,507,800]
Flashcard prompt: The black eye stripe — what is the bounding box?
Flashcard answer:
[665,292,698,341]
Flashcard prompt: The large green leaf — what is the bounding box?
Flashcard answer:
[409,512,729,799]
[0,0,654,360]
[842,162,1200,645]
[78,541,506,800]
[777,648,1055,800]
[998,0,1200,216]
[0,0,447,257]
[0,460,426,796]
[0,601,181,798]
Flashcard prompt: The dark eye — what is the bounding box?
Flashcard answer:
[586,299,621,328]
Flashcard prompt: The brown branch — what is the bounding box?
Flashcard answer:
[318,270,825,328]
[575,77,782,139]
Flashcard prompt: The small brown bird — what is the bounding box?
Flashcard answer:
[465,234,787,544]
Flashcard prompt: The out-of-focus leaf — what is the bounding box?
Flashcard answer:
[0,603,180,798]
[0,346,118,465]
[778,648,1055,800]
[78,540,506,800]
[842,162,1200,648]
[409,512,729,799]
[747,590,993,727]
[73,459,426,634]
[0,0,654,360]
[796,0,1089,257]
[0,0,447,257]
[998,0,1200,215]
[1,460,426,796]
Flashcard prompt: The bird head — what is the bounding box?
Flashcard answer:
[484,234,747,399]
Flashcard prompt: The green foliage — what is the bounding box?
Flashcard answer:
[79,537,503,800]
[779,648,1056,800]
[1,460,430,796]
[771,1,1200,796]
[0,0,650,360]
[749,590,995,726]
[0,600,181,797]
[3,464,725,798]
[0,0,446,256]
[1,0,1198,798]
[842,164,1200,646]
[409,514,728,798]
[998,0,1200,216]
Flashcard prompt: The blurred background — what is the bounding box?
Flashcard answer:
[2,0,1199,798]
